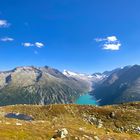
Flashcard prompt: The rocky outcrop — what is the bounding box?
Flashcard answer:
[52,128,68,139]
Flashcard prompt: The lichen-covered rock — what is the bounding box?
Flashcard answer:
[97,119,103,128]
[93,136,100,140]
[110,112,116,118]
[134,126,140,134]
[83,114,103,128]
[52,128,68,139]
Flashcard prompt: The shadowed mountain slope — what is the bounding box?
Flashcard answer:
[93,65,140,105]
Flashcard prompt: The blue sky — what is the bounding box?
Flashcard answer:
[0,0,140,73]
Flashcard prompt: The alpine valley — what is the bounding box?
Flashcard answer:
[0,65,140,140]
[0,65,140,106]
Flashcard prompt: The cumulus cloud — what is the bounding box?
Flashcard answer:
[22,42,44,48]
[103,43,121,50]
[107,36,117,42]
[1,37,14,42]
[22,42,34,47]
[0,20,10,28]
[35,42,44,48]
[95,36,121,51]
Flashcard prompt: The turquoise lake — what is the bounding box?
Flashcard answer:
[75,93,98,105]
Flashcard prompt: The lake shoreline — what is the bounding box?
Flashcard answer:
[75,93,98,105]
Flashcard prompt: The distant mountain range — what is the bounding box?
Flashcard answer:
[0,65,140,106]
[63,65,140,105]
[63,70,105,91]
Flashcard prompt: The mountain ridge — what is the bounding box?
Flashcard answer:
[0,66,90,106]
[93,65,140,105]
[0,64,140,106]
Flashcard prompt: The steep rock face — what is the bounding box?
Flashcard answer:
[0,66,89,106]
[93,65,140,105]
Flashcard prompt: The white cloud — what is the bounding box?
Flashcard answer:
[35,42,44,48]
[95,35,121,51]
[22,42,34,47]
[103,43,121,50]
[0,20,10,28]
[22,42,44,48]
[1,37,14,42]
[107,36,117,42]
[95,36,117,42]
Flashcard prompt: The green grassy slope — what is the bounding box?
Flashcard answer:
[0,102,139,140]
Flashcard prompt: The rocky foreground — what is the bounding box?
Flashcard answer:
[0,102,139,140]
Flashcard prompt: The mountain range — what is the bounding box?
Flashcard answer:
[0,66,89,106]
[0,65,140,106]
[92,65,140,105]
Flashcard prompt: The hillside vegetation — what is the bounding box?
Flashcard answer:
[0,102,139,140]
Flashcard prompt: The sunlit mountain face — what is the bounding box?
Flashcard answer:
[0,66,90,106]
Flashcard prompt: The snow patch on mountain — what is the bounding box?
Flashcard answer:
[63,70,105,82]
[63,70,79,76]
